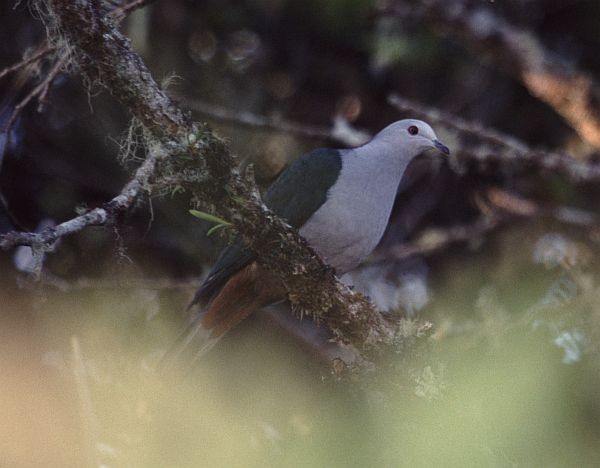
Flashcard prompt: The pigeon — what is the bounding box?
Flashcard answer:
[161,119,449,368]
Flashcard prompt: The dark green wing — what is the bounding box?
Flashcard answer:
[263,148,342,228]
[192,148,342,305]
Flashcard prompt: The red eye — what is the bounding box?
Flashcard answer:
[408,125,419,135]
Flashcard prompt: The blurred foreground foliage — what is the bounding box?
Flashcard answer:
[2,222,599,467]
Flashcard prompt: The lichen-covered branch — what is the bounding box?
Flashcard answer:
[2,0,392,354]
[45,1,190,138]
[385,0,600,150]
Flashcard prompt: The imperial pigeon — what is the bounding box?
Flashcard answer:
[162,119,450,367]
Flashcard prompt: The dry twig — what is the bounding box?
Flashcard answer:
[484,186,598,228]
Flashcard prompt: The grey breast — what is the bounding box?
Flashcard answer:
[299,147,406,274]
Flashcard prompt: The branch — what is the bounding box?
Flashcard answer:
[8,0,392,356]
[46,3,190,138]
[175,94,372,147]
[483,186,598,228]
[180,93,600,184]
[385,0,600,150]
[388,94,600,183]
[1,42,65,161]
[368,216,501,264]
[0,145,163,277]
[368,185,598,265]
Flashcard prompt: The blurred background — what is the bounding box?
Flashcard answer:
[1,0,600,466]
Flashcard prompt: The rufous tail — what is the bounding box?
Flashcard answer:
[158,262,284,374]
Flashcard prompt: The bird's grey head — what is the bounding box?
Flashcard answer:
[372,119,450,156]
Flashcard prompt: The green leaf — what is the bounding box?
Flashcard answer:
[189,209,231,226]
[171,185,185,197]
[206,223,229,237]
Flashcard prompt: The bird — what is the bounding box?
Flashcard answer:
[160,119,450,370]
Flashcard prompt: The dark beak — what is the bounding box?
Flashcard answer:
[433,139,450,155]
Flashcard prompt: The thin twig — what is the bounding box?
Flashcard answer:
[36,52,69,111]
[180,92,600,183]
[1,47,68,170]
[3,50,69,140]
[389,94,529,153]
[0,43,56,81]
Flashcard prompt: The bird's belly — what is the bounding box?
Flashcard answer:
[299,198,389,274]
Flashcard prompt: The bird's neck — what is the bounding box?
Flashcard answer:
[347,140,414,186]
